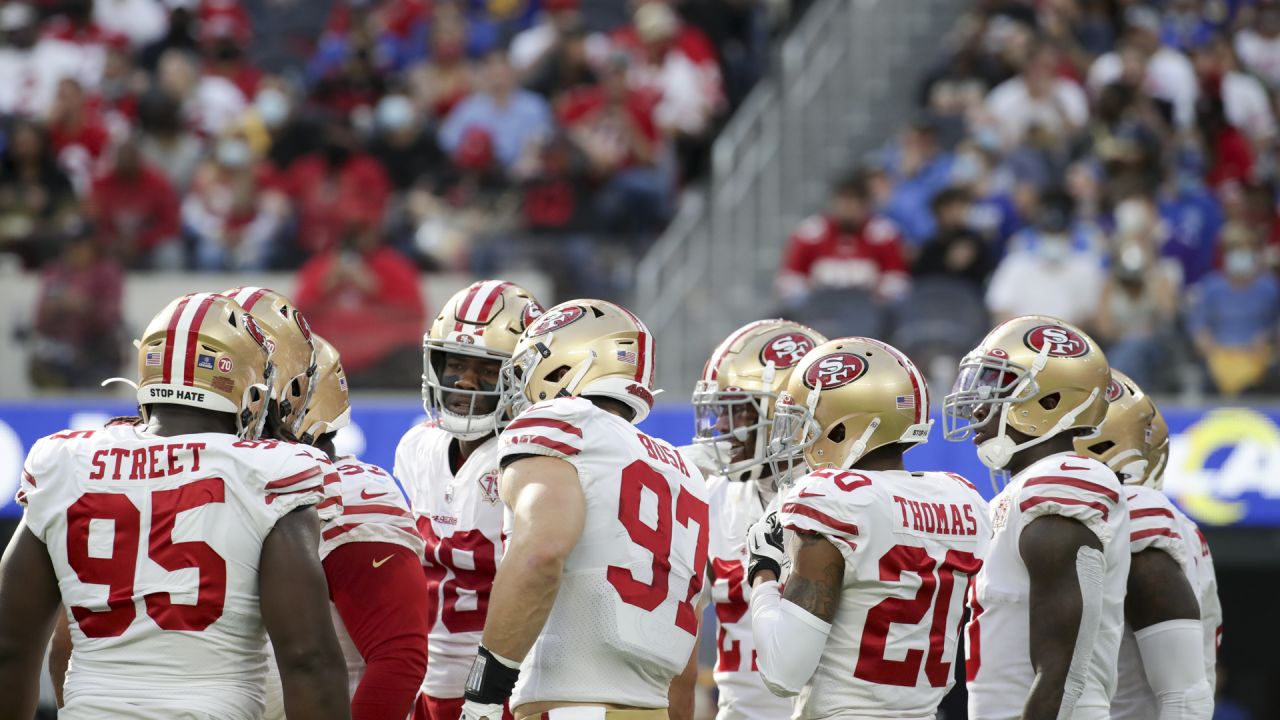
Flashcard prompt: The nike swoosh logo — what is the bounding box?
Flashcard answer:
[1060,463,1090,472]
[798,489,825,498]
[361,489,389,500]
[372,555,394,568]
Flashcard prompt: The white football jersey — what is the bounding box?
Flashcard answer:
[705,473,793,720]
[261,456,424,719]
[17,426,331,720]
[967,453,1130,720]
[1111,484,1200,720]
[497,397,710,709]
[1179,509,1221,689]
[777,468,990,719]
[394,421,506,698]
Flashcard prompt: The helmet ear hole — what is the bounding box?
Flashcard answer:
[1039,392,1061,410]
[545,365,571,382]
[1089,440,1115,455]
[827,423,846,443]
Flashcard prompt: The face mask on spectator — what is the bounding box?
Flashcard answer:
[951,152,984,186]
[255,89,290,130]
[376,95,416,133]
[1038,234,1071,263]
[217,139,252,168]
[1225,249,1258,277]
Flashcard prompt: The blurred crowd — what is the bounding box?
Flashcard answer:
[7,0,794,389]
[776,0,1280,398]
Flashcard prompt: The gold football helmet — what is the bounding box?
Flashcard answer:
[766,337,933,474]
[501,299,657,423]
[299,335,351,445]
[692,319,826,481]
[136,292,274,438]
[1142,404,1170,490]
[423,280,543,440]
[1074,370,1155,483]
[943,316,1110,470]
[221,287,317,436]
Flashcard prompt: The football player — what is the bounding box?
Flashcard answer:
[0,293,349,719]
[261,335,431,720]
[1144,408,1222,690]
[942,316,1129,720]
[393,280,543,720]
[744,337,989,717]
[685,319,825,720]
[460,299,709,720]
[222,286,319,442]
[1074,374,1214,719]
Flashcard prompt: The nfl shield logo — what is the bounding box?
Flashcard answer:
[444,482,454,505]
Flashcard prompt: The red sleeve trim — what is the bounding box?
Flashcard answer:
[506,416,583,438]
[508,435,580,456]
[1018,496,1110,522]
[1131,507,1175,520]
[264,485,321,504]
[780,502,860,536]
[1131,527,1182,543]
[21,470,35,487]
[1024,476,1120,502]
[266,465,323,490]
[316,497,341,511]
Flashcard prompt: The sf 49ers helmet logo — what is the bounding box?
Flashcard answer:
[1023,325,1089,358]
[803,352,868,390]
[528,306,584,336]
[521,301,545,330]
[243,314,273,353]
[1105,378,1124,403]
[294,311,313,342]
[760,332,816,369]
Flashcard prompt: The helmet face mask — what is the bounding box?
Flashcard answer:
[423,341,508,440]
[692,382,775,478]
[942,353,1038,441]
[299,335,351,445]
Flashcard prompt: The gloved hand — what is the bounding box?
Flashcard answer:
[747,510,789,586]
[459,699,504,720]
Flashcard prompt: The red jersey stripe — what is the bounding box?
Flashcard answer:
[21,470,35,487]
[160,294,191,384]
[182,295,217,386]
[508,434,581,456]
[1130,507,1175,520]
[1018,495,1110,522]
[265,466,324,490]
[1131,527,1182,543]
[322,523,358,541]
[1023,476,1120,502]
[780,501,860,536]
[505,416,583,437]
[344,504,413,518]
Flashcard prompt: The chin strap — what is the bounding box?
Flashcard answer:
[977,386,1100,470]
[838,417,881,470]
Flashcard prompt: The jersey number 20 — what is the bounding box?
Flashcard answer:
[66,479,227,637]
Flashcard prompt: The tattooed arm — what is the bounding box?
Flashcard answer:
[749,530,843,697]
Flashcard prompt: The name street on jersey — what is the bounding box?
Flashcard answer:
[88,442,207,481]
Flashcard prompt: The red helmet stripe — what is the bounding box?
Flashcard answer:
[453,282,486,332]
[611,301,652,384]
[471,281,512,335]
[160,295,192,384]
[181,295,218,386]
[703,319,772,382]
[230,286,268,311]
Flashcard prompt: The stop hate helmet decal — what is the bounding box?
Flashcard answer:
[803,352,869,390]
[1023,324,1089,358]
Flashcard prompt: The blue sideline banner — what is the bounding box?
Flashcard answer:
[0,400,1275,527]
